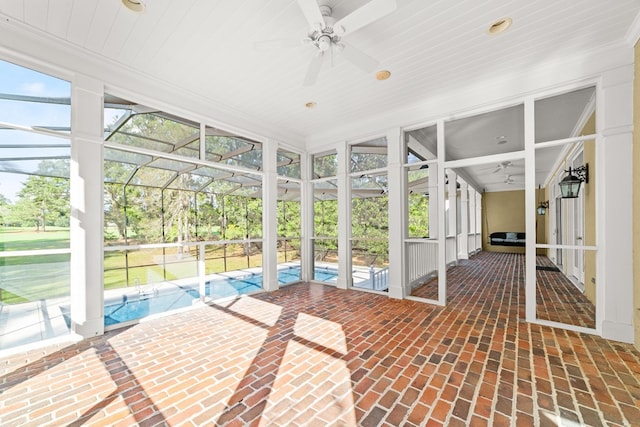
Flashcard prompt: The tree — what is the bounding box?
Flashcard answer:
[16,160,69,231]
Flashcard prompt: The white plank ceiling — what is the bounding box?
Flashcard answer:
[0,0,638,158]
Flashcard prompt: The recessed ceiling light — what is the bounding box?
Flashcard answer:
[488,17,512,35]
[305,102,317,109]
[376,70,391,81]
[122,0,145,13]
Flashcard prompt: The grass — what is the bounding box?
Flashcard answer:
[0,226,70,251]
[1,228,301,304]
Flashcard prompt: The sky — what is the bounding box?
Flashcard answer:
[0,59,71,202]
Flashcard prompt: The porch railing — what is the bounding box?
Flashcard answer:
[369,266,389,291]
[406,240,438,285]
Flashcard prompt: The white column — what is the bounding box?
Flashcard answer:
[428,163,438,239]
[459,181,469,259]
[337,145,350,289]
[387,127,404,299]
[302,153,314,282]
[599,65,634,342]
[447,170,458,265]
[262,139,278,291]
[436,120,447,305]
[468,187,477,253]
[476,192,482,251]
[70,75,104,338]
[524,97,537,323]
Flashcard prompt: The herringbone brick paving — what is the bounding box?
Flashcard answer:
[1,252,639,426]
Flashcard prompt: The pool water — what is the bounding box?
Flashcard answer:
[104,288,199,326]
[103,266,338,325]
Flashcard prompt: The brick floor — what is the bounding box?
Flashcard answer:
[1,252,639,426]
[411,253,596,328]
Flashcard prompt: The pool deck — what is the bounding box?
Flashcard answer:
[2,263,379,353]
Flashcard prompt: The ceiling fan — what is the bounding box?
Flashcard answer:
[258,0,397,86]
[492,161,512,173]
[503,174,515,184]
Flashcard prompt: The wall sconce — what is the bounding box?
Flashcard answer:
[537,200,549,215]
[559,164,589,199]
[536,185,548,215]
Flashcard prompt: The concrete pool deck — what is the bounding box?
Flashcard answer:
[0,262,368,354]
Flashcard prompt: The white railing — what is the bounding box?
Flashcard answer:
[369,266,389,291]
[405,240,438,284]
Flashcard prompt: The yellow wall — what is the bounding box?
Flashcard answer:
[634,42,640,351]
[581,117,597,303]
[482,189,546,254]
[483,190,525,253]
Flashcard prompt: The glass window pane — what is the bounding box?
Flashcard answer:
[0,253,71,348]
[277,148,301,179]
[0,59,71,132]
[313,180,338,237]
[351,137,387,173]
[205,131,262,170]
[405,125,437,163]
[407,165,430,238]
[313,151,337,178]
[107,112,199,155]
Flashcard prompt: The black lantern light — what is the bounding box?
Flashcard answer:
[559,164,589,199]
[536,185,549,215]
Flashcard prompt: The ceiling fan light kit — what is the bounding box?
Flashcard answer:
[291,0,397,86]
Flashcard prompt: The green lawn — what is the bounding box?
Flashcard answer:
[0,226,70,251]
[1,228,297,305]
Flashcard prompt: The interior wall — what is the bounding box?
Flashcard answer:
[482,189,547,255]
[581,114,597,303]
[482,190,525,254]
[633,41,640,351]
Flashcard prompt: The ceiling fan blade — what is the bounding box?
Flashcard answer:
[492,166,501,173]
[303,53,324,86]
[341,42,379,73]
[253,38,303,51]
[334,0,397,36]
[296,0,325,29]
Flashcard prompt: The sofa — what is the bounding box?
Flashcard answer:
[489,232,525,247]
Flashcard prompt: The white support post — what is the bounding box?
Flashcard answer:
[436,120,447,305]
[337,145,350,289]
[198,245,206,298]
[476,192,482,251]
[468,187,476,252]
[447,170,458,265]
[459,181,469,260]
[599,65,634,342]
[387,127,404,299]
[262,139,279,291]
[69,75,104,338]
[428,163,438,240]
[524,97,537,323]
[302,153,313,282]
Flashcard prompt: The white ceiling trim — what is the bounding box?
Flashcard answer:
[624,9,640,46]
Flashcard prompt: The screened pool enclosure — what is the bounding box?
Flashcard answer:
[103,94,303,305]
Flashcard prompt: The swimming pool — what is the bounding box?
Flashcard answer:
[103,265,338,326]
